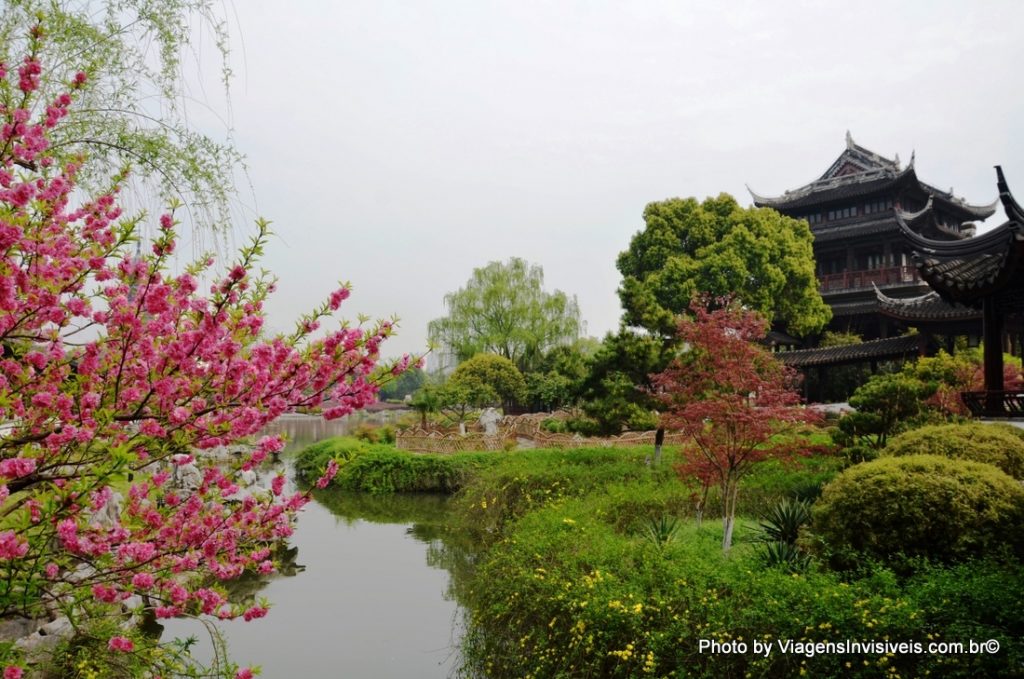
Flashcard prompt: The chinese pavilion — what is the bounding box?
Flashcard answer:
[749,132,997,341]
[893,167,1024,416]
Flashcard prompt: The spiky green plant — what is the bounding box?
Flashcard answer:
[642,515,680,548]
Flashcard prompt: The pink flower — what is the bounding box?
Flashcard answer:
[235,669,255,679]
[0,457,36,479]
[0,531,28,560]
[131,572,154,589]
[315,459,339,489]
[242,605,268,621]
[4,666,24,679]
[328,286,351,310]
[107,636,134,652]
[271,474,286,496]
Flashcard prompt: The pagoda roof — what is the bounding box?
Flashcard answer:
[812,216,899,243]
[778,334,922,368]
[873,284,982,322]
[896,167,1024,305]
[895,197,976,240]
[749,132,996,218]
[828,299,881,317]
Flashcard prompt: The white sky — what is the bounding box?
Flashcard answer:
[182,0,1024,360]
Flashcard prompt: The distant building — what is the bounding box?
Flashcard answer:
[749,132,996,341]
[424,342,458,378]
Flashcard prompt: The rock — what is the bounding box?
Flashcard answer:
[0,617,42,642]
[15,616,73,660]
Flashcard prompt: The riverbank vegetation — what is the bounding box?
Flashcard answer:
[297,426,1024,678]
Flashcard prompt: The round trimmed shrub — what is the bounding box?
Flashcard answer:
[883,422,1024,479]
[812,455,1024,567]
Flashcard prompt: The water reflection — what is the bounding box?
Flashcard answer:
[313,490,478,606]
[160,417,471,678]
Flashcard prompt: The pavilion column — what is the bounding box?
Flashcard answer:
[983,297,1004,414]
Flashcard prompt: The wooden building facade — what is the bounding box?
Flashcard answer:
[749,132,997,341]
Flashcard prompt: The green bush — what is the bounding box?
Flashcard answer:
[540,417,569,434]
[333,450,497,493]
[461,492,1024,678]
[352,422,396,444]
[883,422,1024,479]
[811,455,1024,568]
[704,454,844,518]
[293,436,395,482]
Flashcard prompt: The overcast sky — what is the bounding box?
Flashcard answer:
[183,0,1024,360]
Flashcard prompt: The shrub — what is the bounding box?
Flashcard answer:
[837,373,928,448]
[540,417,569,434]
[883,422,1024,479]
[811,455,1024,568]
[460,491,1024,679]
[756,498,812,545]
[565,416,602,436]
[332,450,497,493]
[294,436,396,482]
[352,422,397,444]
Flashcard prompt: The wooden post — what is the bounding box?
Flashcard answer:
[983,297,1004,415]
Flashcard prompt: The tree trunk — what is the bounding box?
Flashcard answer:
[458,421,466,436]
[721,478,739,552]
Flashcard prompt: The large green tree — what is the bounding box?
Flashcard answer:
[0,1,242,236]
[428,258,582,372]
[617,194,830,338]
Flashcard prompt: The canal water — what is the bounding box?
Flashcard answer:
[160,414,467,678]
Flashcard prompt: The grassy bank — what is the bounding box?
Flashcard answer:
[295,438,1022,677]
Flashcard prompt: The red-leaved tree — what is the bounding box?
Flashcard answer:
[0,37,411,677]
[651,299,817,551]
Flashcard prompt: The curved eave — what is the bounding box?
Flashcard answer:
[873,284,982,320]
[895,209,1021,259]
[930,192,999,221]
[997,166,1024,223]
[912,251,1010,302]
[895,196,934,223]
[747,184,774,207]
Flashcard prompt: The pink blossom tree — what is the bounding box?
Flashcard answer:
[650,299,818,552]
[0,36,409,676]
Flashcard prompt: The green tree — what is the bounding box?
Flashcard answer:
[379,366,426,402]
[1,1,242,235]
[837,373,928,450]
[617,194,830,338]
[449,353,527,411]
[437,382,481,436]
[428,258,582,372]
[578,330,667,434]
[524,339,598,412]
[410,383,442,429]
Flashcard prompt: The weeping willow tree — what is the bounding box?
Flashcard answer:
[0,0,245,244]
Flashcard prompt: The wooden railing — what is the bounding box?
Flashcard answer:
[818,265,920,293]
[961,391,1024,418]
